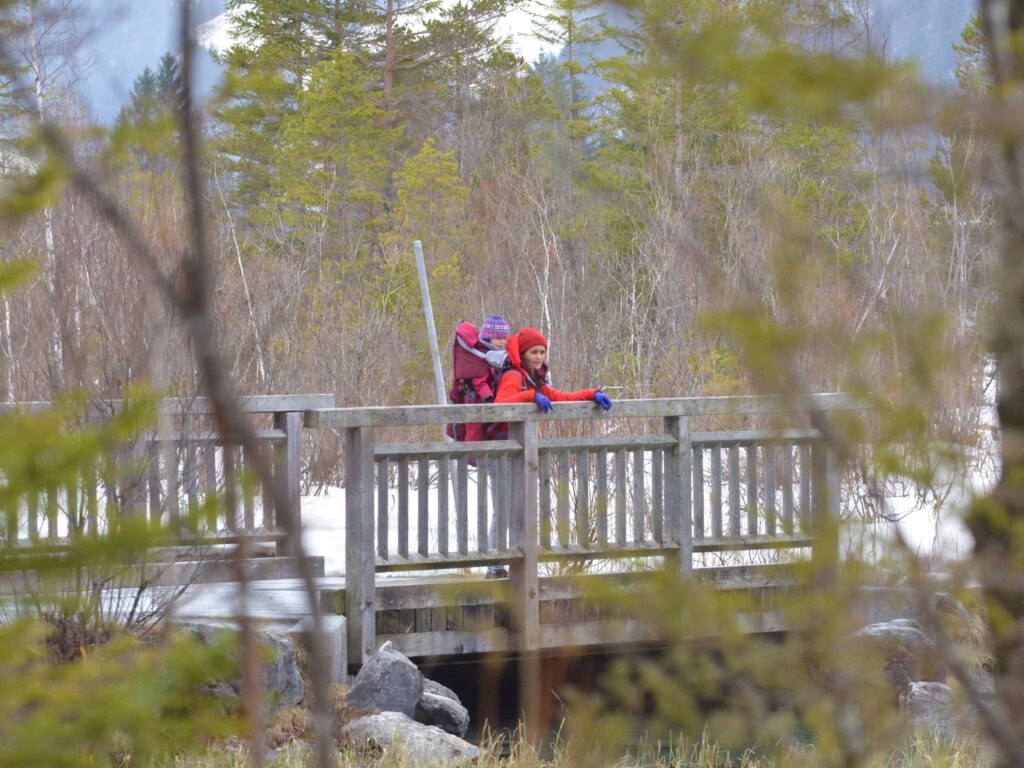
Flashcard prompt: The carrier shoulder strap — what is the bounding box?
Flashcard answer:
[498,367,530,392]
[455,334,489,361]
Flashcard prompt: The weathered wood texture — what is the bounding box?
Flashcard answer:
[3,396,331,556]
[313,394,864,663]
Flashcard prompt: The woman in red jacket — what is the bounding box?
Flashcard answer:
[485,326,611,578]
[494,326,612,412]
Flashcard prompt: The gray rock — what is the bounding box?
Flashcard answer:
[855,619,944,691]
[263,630,304,711]
[345,640,423,718]
[340,711,479,765]
[900,682,960,733]
[416,691,470,737]
[423,678,461,703]
[187,621,303,712]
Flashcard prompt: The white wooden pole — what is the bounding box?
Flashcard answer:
[415,240,446,407]
[414,240,461,514]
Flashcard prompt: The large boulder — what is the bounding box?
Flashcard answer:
[854,619,944,691]
[899,682,960,733]
[262,630,305,711]
[416,687,470,738]
[345,641,423,718]
[340,711,479,765]
[188,621,303,712]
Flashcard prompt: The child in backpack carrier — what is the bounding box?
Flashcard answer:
[447,314,510,442]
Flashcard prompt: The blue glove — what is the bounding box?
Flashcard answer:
[535,392,554,413]
[594,391,612,411]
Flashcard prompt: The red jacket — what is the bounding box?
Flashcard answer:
[494,333,598,405]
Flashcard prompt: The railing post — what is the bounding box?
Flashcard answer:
[274,411,303,556]
[811,439,840,588]
[664,416,693,574]
[344,426,376,665]
[508,417,540,742]
[508,419,539,648]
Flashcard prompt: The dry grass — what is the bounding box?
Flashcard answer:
[160,725,988,768]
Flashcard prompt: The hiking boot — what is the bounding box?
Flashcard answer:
[485,567,508,579]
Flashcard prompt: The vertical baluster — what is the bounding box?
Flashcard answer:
[259,442,275,531]
[800,443,812,534]
[615,449,627,546]
[539,451,552,549]
[398,459,409,559]
[496,454,508,551]
[652,448,663,544]
[457,454,469,555]
[693,447,705,539]
[377,459,389,560]
[438,457,449,555]
[728,443,740,537]
[419,458,430,557]
[222,444,236,533]
[27,489,39,542]
[596,450,608,546]
[2,495,15,544]
[576,451,590,548]
[185,443,199,510]
[711,445,723,538]
[477,457,489,553]
[242,444,256,531]
[205,445,218,530]
[765,444,777,537]
[167,443,181,530]
[782,444,794,534]
[746,443,758,537]
[67,473,79,537]
[45,484,58,541]
[557,450,570,547]
[86,461,98,536]
[148,442,161,524]
[632,449,645,543]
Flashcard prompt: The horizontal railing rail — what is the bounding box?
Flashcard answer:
[309,394,865,664]
[305,392,864,429]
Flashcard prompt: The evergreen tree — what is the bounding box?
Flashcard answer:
[112,53,182,172]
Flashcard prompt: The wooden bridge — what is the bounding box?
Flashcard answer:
[2,392,867,671]
[305,393,863,666]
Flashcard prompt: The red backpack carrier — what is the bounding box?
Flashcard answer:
[446,321,507,441]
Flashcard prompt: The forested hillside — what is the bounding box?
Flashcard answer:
[0,1,993,462]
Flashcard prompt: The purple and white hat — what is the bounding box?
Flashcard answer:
[480,315,511,341]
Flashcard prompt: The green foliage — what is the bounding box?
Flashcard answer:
[276,47,394,238]
[110,53,181,172]
[0,619,240,768]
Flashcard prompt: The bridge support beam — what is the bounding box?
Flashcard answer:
[274,410,303,557]
[664,415,693,574]
[811,441,841,588]
[509,419,540,740]
[345,426,376,665]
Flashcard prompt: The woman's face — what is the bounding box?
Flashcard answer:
[523,344,547,371]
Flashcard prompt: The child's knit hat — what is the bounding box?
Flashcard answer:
[480,315,511,341]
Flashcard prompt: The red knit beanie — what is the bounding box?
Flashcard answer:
[517,326,548,354]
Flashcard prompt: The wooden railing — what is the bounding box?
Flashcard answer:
[306,393,865,664]
[2,394,333,554]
